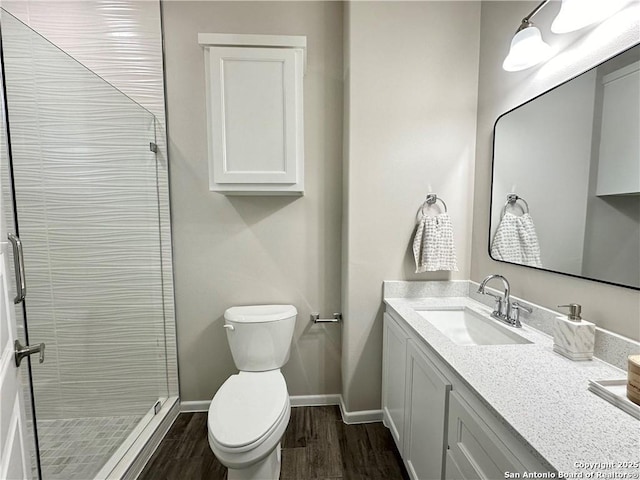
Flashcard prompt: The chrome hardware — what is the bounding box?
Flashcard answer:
[503,193,530,216]
[149,142,158,153]
[558,303,582,322]
[14,339,45,367]
[482,291,503,315]
[510,302,532,327]
[422,193,448,214]
[8,234,26,304]
[223,324,235,331]
[478,274,511,321]
[478,275,534,328]
[311,312,342,324]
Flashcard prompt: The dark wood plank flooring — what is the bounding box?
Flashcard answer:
[139,406,409,480]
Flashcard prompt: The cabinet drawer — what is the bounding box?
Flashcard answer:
[447,391,527,479]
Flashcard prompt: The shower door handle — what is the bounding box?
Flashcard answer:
[8,233,26,304]
[14,339,45,367]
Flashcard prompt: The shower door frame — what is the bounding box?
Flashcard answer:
[0,8,180,479]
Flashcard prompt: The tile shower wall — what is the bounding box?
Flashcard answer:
[2,12,166,419]
[3,0,177,397]
[1,0,177,418]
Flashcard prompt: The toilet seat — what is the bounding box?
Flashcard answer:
[208,370,289,452]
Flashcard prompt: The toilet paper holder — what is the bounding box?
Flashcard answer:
[311,312,342,324]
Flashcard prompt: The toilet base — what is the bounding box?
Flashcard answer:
[227,443,282,480]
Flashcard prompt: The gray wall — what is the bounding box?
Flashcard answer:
[471,1,640,341]
[342,1,481,412]
[162,1,344,402]
[165,0,640,408]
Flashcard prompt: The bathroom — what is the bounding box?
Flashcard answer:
[0,0,638,479]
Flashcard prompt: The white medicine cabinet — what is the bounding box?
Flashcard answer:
[199,34,306,195]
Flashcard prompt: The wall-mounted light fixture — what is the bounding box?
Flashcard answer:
[503,0,629,72]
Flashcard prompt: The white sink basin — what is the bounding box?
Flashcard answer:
[416,307,532,346]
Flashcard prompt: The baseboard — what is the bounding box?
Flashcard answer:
[180,395,383,425]
[180,400,210,413]
[180,395,342,411]
[339,396,383,425]
[289,394,341,407]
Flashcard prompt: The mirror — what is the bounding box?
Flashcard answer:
[490,44,640,290]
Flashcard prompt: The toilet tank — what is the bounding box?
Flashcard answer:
[224,305,297,372]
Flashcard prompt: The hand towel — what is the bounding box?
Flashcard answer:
[490,212,542,267]
[413,213,458,273]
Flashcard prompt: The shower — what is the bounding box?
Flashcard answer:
[0,9,178,479]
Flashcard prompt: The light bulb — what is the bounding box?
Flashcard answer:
[503,25,553,72]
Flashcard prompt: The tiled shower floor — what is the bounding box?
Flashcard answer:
[36,415,141,479]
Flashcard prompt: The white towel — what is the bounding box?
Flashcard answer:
[491,212,542,267]
[413,213,458,273]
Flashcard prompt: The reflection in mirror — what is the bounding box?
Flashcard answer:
[490,44,640,290]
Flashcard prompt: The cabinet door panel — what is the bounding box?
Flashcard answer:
[596,62,640,195]
[445,451,465,480]
[382,313,409,451]
[404,340,451,480]
[447,391,524,480]
[207,46,303,186]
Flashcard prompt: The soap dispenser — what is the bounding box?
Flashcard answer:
[552,303,595,361]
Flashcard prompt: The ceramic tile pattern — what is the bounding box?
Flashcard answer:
[2,0,178,404]
[1,7,175,431]
[36,415,141,480]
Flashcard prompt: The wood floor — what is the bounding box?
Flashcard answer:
[138,406,409,480]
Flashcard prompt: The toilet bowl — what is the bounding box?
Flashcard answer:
[207,305,297,480]
[208,371,290,478]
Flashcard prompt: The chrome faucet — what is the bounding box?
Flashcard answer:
[477,274,528,328]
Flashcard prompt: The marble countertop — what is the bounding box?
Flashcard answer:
[384,295,640,476]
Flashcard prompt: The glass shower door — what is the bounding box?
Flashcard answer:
[1,10,169,480]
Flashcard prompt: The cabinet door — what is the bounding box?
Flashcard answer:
[382,313,410,451]
[445,451,465,480]
[596,61,640,196]
[404,340,451,480]
[206,46,303,188]
[447,391,525,480]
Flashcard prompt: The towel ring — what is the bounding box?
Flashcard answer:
[421,194,448,215]
[503,194,529,216]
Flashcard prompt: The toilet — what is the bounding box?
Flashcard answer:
[208,305,297,480]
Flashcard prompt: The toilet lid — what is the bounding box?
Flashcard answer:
[209,371,288,448]
[224,305,297,323]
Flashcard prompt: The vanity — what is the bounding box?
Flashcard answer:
[382,281,640,480]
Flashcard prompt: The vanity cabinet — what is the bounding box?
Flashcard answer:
[404,340,451,480]
[382,312,410,450]
[446,391,530,479]
[382,309,550,480]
